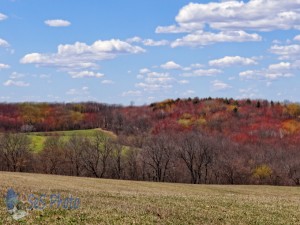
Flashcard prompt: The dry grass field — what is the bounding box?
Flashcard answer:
[0,172,299,225]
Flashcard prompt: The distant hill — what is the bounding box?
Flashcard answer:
[0,98,299,145]
[0,98,299,186]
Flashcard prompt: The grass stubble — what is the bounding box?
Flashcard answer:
[0,172,299,225]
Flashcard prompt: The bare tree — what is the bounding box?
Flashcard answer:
[142,133,175,182]
[65,135,86,176]
[0,133,32,172]
[39,136,67,175]
[111,141,125,179]
[178,132,214,184]
[125,147,141,180]
[81,132,113,178]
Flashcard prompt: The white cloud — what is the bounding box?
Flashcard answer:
[264,72,293,80]
[127,36,169,46]
[39,74,51,79]
[178,80,189,84]
[182,90,196,96]
[211,80,231,91]
[239,63,294,80]
[156,1,300,48]
[3,80,29,87]
[190,63,204,68]
[171,30,261,47]
[209,56,257,67]
[136,82,172,91]
[143,39,169,46]
[102,80,114,84]
[268,62,291,71]
[135,71,174,92]
[139,68,150,74]
[0,38,9,47]
[0,63,10,69]
[270,44,300,60]
[127,36,143,43]
[66,89,77,95]
[20,39,145,70]
[66,86,89,95]
[122,90,142,97]
[155,24,202,34]
[9,72,24,79]
[181,69,222,77]
[160,61,182,70]
[45,19,71,27]
[68,70,104,78]
[239,70,257,79]
[294,35,300,41]
[238,87,258,98]
[0,13,7,21]
[173,1,300,32]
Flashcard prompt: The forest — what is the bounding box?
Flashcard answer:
[0,97,299,185]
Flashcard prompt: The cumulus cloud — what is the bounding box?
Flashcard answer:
[45,19,71,27]
[20,39,145,70]
[0,13,7,21]
[3,80,29,87]
[156,1,300,47]
[135,71,174,92]
[66,89,77,95]
[139,68,150,74]
[68,71,104,78]
[181,69,222,77]
[178,80,189,84]
[182,90,196,96]
[9,72,24,79]
[0,63,10,69]
[101,80,114,84]
[239,63,294,80]
[66,86,89,95]
[211,80,231,91]
[0,38,9,47]
[143,39,169,46]
[171,30,261,47]
[270,44,300,60]
[127,36,169,46]
[155,24,203,34]
[122,90,142,97]
[294,35,300,41]
[209,56,257,67]
[173,1,300,32]
[160,61,182,70]
[239,70,257,79]
[268,62,291,71]
[238,87,258,99]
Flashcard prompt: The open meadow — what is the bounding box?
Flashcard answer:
[0,172,299,225]
[27,128,116,152]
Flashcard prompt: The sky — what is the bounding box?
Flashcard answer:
[0,0,300,105]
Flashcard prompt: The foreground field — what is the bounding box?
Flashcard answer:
[0,172,299,225]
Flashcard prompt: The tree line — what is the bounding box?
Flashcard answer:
[0,131,299,185]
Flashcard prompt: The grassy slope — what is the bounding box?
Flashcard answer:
[28,128,116,152]
[0,172,299,225]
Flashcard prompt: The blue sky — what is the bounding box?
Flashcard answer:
[0,0,300,105]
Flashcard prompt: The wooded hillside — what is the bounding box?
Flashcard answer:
[0,98,299,185]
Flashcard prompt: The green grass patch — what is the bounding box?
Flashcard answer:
[27,128,116,152]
